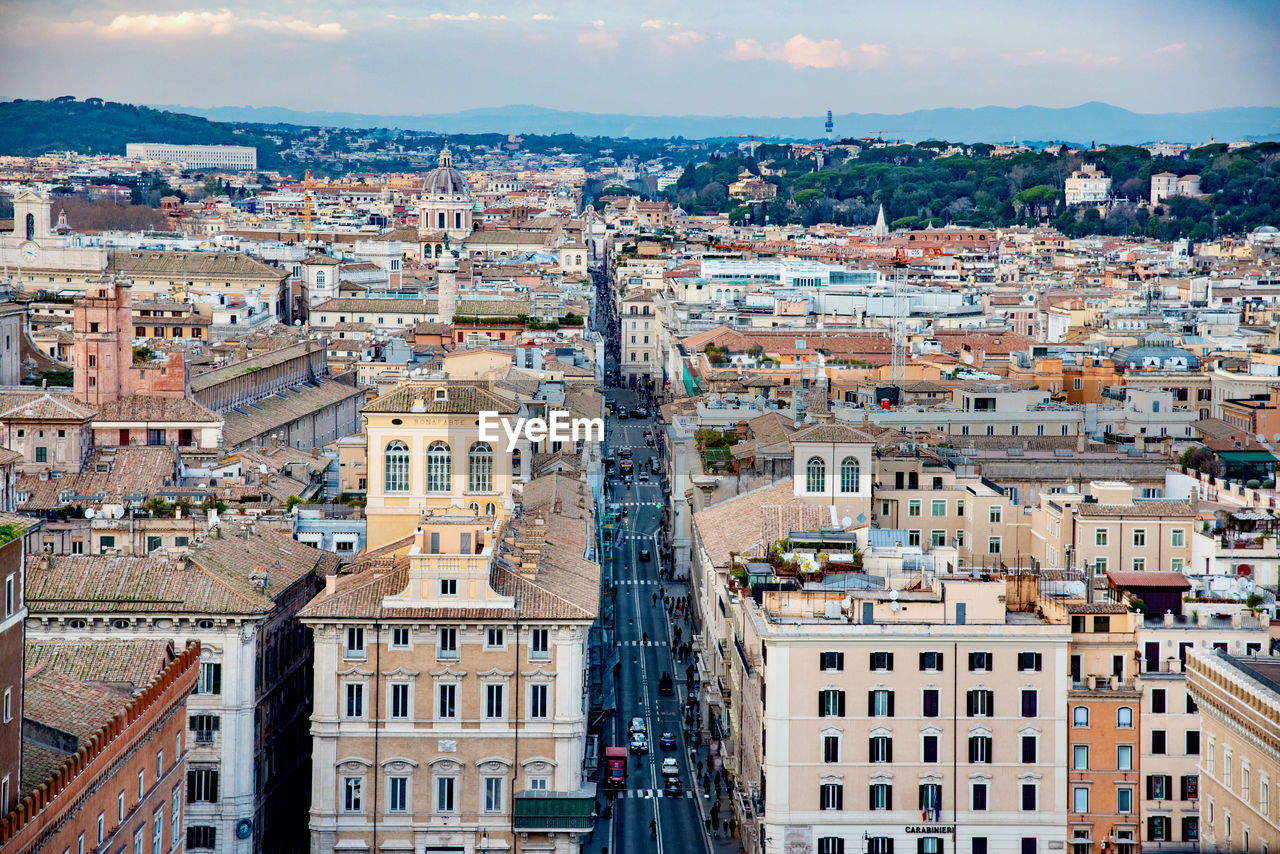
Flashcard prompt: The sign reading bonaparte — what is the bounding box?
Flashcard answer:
[479,410,605,453]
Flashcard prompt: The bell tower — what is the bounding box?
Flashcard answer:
[73,276,136,407]
[11,189,52,243]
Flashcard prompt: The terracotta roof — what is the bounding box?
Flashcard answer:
[93,394,221,424]
[1106,570,1192,589]
[0,390,96,421]
[1077,502,1195,518]
[25,639,173,693]
[108,249,286,281]
[21,667,131,793]
[313,298,440,315]
[17,445,176,511]
[791,423,879,444]
[694,480,827,568]
[25,525,336,615]
[363,382,520,415]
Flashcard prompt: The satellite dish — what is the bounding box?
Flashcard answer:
[84,508,95,519]
[259,464,269,473]
[890,601,901,612]
[841,516,852,529]
[889,590,899,601]
[113,506,125,519]
[841,596,852,610]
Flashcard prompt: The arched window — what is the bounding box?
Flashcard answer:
[1117,706,1133,728]
[25,213,34,241]
[484,502,497,516]
[840,457,861,493]
[468,502,480,513]
[315,270,326,286]
[384,441,410,493]
[469,442,494,492]
[806,456,826,493]
[511,447,522,475]
[426,441,452,493]
[1072,706,1089,727]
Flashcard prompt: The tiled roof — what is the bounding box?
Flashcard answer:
[17,445,176,511]
[694,480,826,568]
[25,525,336,615]
[25,639,173,693]
[109,250,286,280]
[0,390,96,421]
[1106,570,1192,589]
[21,667,130,793]
[222,379,365,448]
[791,423,879,444]
[1077,502,1195,518]
[313,298,440,315]
[190,342,323,392]
[363,383,520,415]
[93,394,221,424]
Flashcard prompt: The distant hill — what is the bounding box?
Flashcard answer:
[158,101,1280,144]
[0,98,286,168]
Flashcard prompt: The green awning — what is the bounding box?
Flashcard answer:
[513,792,595,830]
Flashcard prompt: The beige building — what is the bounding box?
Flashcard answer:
[729,577,1071,854]
[1029,482,1195,576]
[299,505,599,854]
[362,382,521,550]
[1185,648,1280,854]
[620,289,660,387]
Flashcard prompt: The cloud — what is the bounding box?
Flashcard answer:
[1153,42,1187,56]
[728,34,886,70]
[641,19,666,29]
[576,19,617,52]
[94,9,346,40]
[663,29,705,47]
[426,12,506,22]
[530,13,555,21]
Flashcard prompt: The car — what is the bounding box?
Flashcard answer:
[619,448,633,459]
[639,548,651,561]
[664,777,683,796]
[658,672,673,696]
[634,408,647,419]
[659,731,677,749]
[617,410,628,420]
[629,732,649,754]
[639,471,650,481]
[645,436,655,446]
[661,757,680,777]
[628,716,647,736]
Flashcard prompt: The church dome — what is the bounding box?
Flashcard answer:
[422,144,469,196]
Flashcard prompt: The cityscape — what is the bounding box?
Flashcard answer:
[0,3,1278,854]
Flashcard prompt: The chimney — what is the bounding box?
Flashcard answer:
[1164,610,1174,626]
[325,572,337,596]
[1076,431,1087,453]
[1135,432,1146,453]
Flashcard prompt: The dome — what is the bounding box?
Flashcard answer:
[422,144,469,196]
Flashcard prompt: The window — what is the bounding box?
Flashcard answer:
[97,813,104,844]
[383,441,410,492]
[152,809,163,854]
[1117,786,1133,814]
[919,783,942,813]
[989,506,1002,523]
[35,446,47,463]
[1181,816,1199,843]
[972,782,989,811]
[187,769,218,803]
[1021,783,1037,811]
[487,627,505,648]
[1147,774,1172,800]
[437,683,457,719]
[343,776,362,812]
[439,578,457,595]
[870,651,894,671]
[869,690,894,716]
[1147,816,1170,841]
[139,768,146,799]
[345,683,364,718]
[186,827,216,849]
[1021,736,1037,764]
[1072,706,1089,726]
[1117,745,1133,770]
[530,684,549,718]
[1151,688,1166,713]
[806,456,826,493]
[819,689,845,717]
[434,776,456,813]
[484,776,504,813]
[868,782,892,809]
[170,789,180,846]
[824,735,840,763]
[922,689,940,717]
[1152,730,1167,755]
[527,777,549,791]
[438,627,458,659]
[919,651,943,671]
[1171,528,1184,547]
[1117,706,1133,727]
[1021,690,1038,717]
[969,736,992,763]
[1095,528,1108,546]
[819,781,844,810]
[868,839,894,854]
[931,499,947,517]
[1,689,8,723]
[968,651,992,671]
[1073,744,1089,770]
[485,683,505,718]
[840,457,860,493]
[967,689,993,717]
[345,627,366,659]
[820,651,845,671]
[869,736,892,763]
[468,442,494,492]
[987,536,1001,555]
[922,735,939,763]
[390,683,410,719]
[388,776,408,812]
[908,499,921,517]
[197,662,221,695]
[426,441,452,492]
[530,628,550,660]
[391,627,410,648]
[931,530,946,547]
[819,839,846,854]
[1018,652,1043,671]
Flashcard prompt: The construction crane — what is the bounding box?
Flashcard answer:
[302,170,313,245]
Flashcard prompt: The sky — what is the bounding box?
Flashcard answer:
[0,0,1277,118]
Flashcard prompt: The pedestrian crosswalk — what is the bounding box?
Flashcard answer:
[616,578,661,585]
[619,639,668,647]
[614,788,695,799]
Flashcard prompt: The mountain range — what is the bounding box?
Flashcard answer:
[156,101,1280,144]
